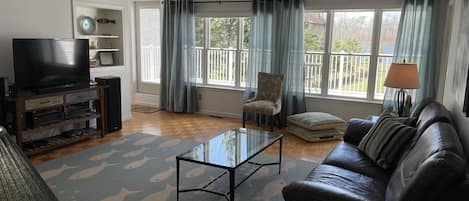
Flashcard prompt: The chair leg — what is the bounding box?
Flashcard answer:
[242,112,246,128]
[270,115,274,132]
[277,115,282,129]
[256,114,260,127]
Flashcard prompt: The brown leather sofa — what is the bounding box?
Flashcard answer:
[282,101,469,201]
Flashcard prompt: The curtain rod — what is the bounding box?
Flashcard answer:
[194,0,251,3]
[163,0,252,3]
[163,0,283,4]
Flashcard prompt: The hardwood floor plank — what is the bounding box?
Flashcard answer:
[30,111,339,165]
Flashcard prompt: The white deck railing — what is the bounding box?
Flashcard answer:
[141,45,161,83]
[140,46,392,99]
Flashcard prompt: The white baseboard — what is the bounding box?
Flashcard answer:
[122,114,132,121]
[134,93,159,107]
[197,109,242,119]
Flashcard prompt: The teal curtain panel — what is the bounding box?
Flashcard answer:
[383,0,448,114]
[160,0,198,113]
[245,0,306,124]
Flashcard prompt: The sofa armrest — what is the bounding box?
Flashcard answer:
[282,181,363,201]
[437,172,469,201]
[0,127,59,201]
[343,118,374,146]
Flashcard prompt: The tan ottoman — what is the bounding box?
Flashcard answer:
[287,112,346,142]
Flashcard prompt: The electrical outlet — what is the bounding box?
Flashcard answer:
[198,93,202,100]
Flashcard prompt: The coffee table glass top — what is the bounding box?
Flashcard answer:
[177,128,282,168]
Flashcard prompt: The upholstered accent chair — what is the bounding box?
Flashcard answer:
[242,72,284,131]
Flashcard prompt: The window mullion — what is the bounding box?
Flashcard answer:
[235,18,243,87]
[321,11,333,97]
[203,18,209,85]
[367,10,382,101]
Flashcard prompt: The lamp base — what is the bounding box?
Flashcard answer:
[394,88,411,117]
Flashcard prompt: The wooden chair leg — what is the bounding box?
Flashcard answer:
[242,112,246,128]
[256,114,260,127]
[270,115,274,132]
[277,115,282,129]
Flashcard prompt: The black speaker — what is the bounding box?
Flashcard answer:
[95,76,122,133]
[0,77,8,126]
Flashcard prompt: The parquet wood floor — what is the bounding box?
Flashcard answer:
[30,111,340,165]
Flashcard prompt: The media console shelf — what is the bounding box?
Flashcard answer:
[5,86,107,156]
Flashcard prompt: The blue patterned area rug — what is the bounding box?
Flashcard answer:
[35,133,317,201]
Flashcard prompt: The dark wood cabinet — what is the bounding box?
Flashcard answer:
[4,86,107,156]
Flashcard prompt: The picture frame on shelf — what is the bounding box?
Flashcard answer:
[99,52,114,66]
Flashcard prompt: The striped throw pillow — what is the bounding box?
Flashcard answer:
[358,113,416,169]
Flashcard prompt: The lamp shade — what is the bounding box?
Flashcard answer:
[384,62,420,89]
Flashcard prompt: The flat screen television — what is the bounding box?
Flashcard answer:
[13,39,90,93]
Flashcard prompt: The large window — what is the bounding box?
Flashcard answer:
[304,12,327,94]
[375,11,401,99]
[304,10,400,100]
[195,17,250,87]
[194,10,400,101]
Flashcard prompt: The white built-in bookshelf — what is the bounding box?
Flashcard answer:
[73,2,124,68]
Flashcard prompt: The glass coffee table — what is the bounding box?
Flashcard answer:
[176,128,283,201]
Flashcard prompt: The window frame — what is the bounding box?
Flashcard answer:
[194,9,401,103]
[305,9,400,101]
[196,17,249,89]
[135,1,163,95]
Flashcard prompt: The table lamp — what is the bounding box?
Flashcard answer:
[384,61,420,117]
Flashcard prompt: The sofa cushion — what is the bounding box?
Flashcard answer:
[415,102,452,135]
[409,97,435,121]
[323,142,390,181]
[343,118,375,145]
[386,123,466,201]
[242,100,281,115]
[287,112,345,130]
[286,123,342,142]
[358,113,416,169]
[299,164,386,201]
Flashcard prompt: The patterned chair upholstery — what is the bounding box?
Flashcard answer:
[242,72,284,131]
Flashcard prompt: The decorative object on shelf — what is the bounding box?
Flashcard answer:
[74,4,124,68]
[99,52,114,66]
[89,39,98,49]
[384,60,420,117]
[89,50,98,59]
[78,16,96,35]
[89,59,97,68]
[96,18,116,24]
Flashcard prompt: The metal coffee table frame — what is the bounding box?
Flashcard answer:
[176,135,283,201]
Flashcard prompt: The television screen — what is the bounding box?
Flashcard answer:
[13,39,90,93]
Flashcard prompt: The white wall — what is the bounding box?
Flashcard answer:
[442,0,469,160]
[197,87,381,121]
[0,0,74,80]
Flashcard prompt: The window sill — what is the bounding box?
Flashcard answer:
[196,84,245,92]
[196,84,383,105]
[305,94,383,105]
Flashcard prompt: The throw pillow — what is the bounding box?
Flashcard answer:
[358,113,416,169]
